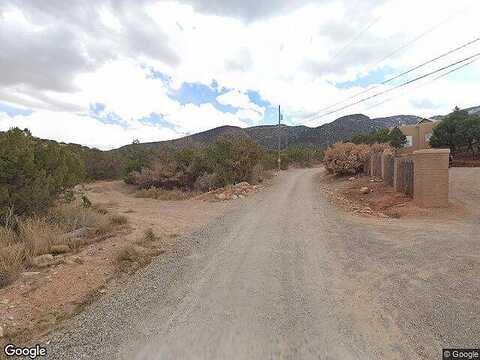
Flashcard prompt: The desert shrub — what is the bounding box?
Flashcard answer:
[0,243,24,287]
[325,142,393,175]
[430,107,480,158]
[205,137,264,187]
[109,214,128,225]
[194,172,217,192]
[324,142,372,175]
[250,164,264,184]
[122,140,153,184]
[0,128,85,220]
[116,244,144,263]
[126,137,265,191]
[82,149,124,180]
[370,143,392,154]
[18,217,65,258]
[143,229,156,243]
[50,202,109,232]
[284,146,313,167]
[351,127,407,149]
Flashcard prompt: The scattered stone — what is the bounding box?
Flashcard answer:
[50,245,70,254]
[22,272,40,277]
[0,325,4,338]
[236,181,250,187]
[378,213,390,218]
[359,187,370,194]
[65,227,89,239]
[348,177,355,181]
[232,195,238,200]
[216,193,227,200]
[32,254,55,268]
[74,257,84,265]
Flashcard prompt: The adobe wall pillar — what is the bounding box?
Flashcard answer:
[413,149,450,208]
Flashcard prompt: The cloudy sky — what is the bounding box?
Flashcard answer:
[1,0,479,149]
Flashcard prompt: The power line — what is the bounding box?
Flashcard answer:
[373,2,473,67]
[305,3,475,120]
[365,56,480,112]
[307,52,480,122]
[330,17,381,60]
[309,36,480,119]
[325,0,387,59]
[304,36,480,119]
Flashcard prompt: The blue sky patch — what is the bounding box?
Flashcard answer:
[335,65,395,89]
[0,102,33,117]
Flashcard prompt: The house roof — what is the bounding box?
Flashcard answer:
[416,118,433,125]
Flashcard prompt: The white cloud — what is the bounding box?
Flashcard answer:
[1,0,480,149]
[165,103,250,134]
[0,110,180,150]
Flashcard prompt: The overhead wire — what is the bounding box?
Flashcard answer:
[306,51,480,122]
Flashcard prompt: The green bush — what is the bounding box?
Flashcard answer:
[430,107,480,158]
[351,127,406,149]
[0,128,85,219]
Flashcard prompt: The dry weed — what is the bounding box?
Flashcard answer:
[0,243,24,287]
[109,214,128,226]
[135,187,197,201]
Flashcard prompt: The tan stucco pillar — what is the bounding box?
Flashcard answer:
[413,149,450,208]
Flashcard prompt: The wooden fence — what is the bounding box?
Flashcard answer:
[396,159,414,196]
[371,153,382,177]
[383,154,394,186]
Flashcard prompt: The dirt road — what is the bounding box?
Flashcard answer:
[46,168,479,359]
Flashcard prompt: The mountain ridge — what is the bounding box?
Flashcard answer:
[124,113,422,151]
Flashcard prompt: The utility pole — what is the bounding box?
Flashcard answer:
[278,105,281,171]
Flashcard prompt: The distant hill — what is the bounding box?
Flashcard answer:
[431,105,480,121]
[121,113,422,151]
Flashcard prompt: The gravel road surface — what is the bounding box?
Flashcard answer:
[46,168,480,360]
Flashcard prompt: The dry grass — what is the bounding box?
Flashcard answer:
[116,245,145,262]
[0,243,24,287]
[50,202,109,232]
[109,214,128,225]
[142,228,156,243]
[135,187,198,201]
[0,201,129,289]
[18,218,66,259]
[115,229,163,273]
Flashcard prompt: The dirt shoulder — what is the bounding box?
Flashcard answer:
[318,169,470,222]
[0,180,247,345]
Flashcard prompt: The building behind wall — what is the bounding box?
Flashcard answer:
[398,119,438,152]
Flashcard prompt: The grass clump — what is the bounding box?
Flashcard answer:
[109,214,128,226]
[0,201,130,288]
[135,187,197,201]
[116,229,163,273]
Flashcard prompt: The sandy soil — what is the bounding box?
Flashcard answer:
[319,169,473,222]
[0,181,237,345]
[449,167,480,217]
[43,168,479,360]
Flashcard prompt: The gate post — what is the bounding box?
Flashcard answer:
[413,149,450,208]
